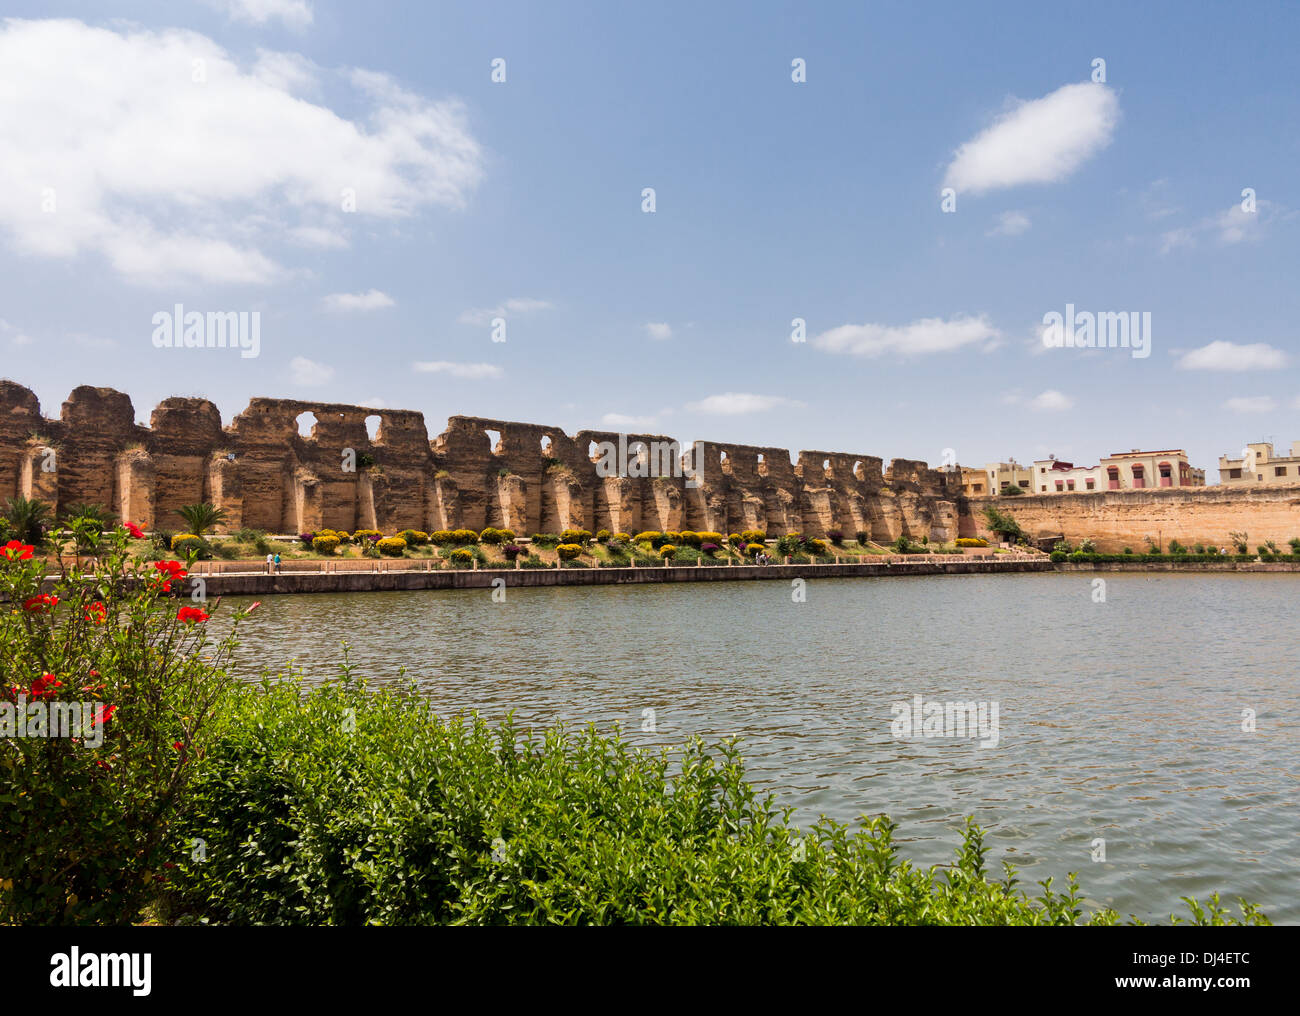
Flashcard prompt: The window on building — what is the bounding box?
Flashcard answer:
[1159,463,1172,487]
[1055,480,1064,491]
[1067,480,1075,491]
[1132,465,1145,489]
[1086,479,1095,490]
[1041,485,1047,492]
[1229,468,1242,479]
[1019,480,1029,488]
[1276,466,1287,477]
[1107,466,1120,490]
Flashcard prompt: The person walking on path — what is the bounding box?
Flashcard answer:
[273,552,282,574]
[266,552,274,574]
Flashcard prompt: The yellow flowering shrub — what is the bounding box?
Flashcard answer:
[312,535,340,555]
[450,529,479,545]
[398,530,430,546]
[377,537,407,556]
[956,537,989,547]
[556,543,583,561]
[659,544,677,560]
[170,533,200,550]
[745,543,765,557]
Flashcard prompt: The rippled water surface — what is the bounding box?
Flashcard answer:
[218,573,1299,923]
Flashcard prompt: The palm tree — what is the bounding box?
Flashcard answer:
[5,496,53,544]
[59,502,117,528]
[175,502,228,536]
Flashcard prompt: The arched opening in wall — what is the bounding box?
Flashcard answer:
[853,460,864,482]
[295,411,318,439]
[365,415,381,443]
[541,435,557,467]
[756,452,768,477]
[484,429,502,455]
[719,450,731,475]
[823,458,832,478]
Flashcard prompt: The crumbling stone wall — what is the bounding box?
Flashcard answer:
[0,382,960,541]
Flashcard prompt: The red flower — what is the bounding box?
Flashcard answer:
[152,560,187,592]
[85,601,107,624]
[23,594,58,613]
[92,703,117,726]
[173,740,184,751]
[30,673,62,698]
[1,540,34,560]
[123,522,145,539]
[176,606,210,624]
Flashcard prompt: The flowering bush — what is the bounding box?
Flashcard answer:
[728,533,743,547]
[299,532,316,547]
[377,537,407,556]
[696,531,724,547]
[614,533,631,542]
[632,531,663,548]
[560,529,592,546]
[312,535,340,555]
[398,530,430,546]
[556,543,583,561]
[448,548,474,566]
[955,537,988,548]
[595,529,611,543]
[677,531,700,547]
[478,527,514,545]
[855,530,871,545]
[700,542,720,555]
[503,543,524,561]
[659,544,677,560]
[170,532,200,550]
[0,524,252,924]
[740,530,767,545]
[745,543,765,557]
[530,533,560,548]
[808,538,831,555]
[775,534,803,556]
[352,529,383,544]
[826,530,844,546]
[450,529,480,545]
[428,530,454,546]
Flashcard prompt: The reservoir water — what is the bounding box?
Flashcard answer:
[218,572,1299,923]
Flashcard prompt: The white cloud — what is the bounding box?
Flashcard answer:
[458,298,553,326]
[289,356,334,385]
[1224,396,1277,414]
[602,412,662,428]
[0,19,482,286]
[287,226,348,249]
[644,322,672,341]
[210,0,315,30]
[323,289,394,312]
[412,360,503,379]
[684,393,804,415]
[1177,341,1288,371]
[987,210,1031,236]
[1028,389,1074,412]
[813,314,1000,358]
[1159,200,1280,254]
[943,82,1119,195]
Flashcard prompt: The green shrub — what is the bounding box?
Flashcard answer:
[479,528,515,545]
[167,686,1268,926]
[429,530,454,546]
[855,530,871,545]
[170,534,212,560]
[595,529,612,543]
[398,530,430,546]
[531,533,560,548]
[560,528,593,546]
[659,544,677,560]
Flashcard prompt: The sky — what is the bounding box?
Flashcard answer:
[1,0,1297,479]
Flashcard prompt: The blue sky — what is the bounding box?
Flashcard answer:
[1,0,1297,477]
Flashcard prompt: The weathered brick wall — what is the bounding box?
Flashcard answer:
[963,489,1300,552]
[0,382,962,539]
